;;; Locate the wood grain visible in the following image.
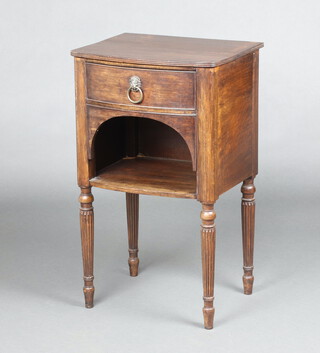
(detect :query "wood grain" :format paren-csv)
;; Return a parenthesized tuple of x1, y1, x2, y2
(196, 53, 259, 201)
(79, 187, 95, 308)
(75, 58, 92, 186)
(86, 63, 195, 110)
(196, 67, 217, 202)
(201, 203, 216, 329)
(241, 177, 256, 295)
(215, 53, 255, 195)
(252, 51, 259, 176)
(90, 156, 196, 199)
(126, 193, 139, 277)
(71, 33, 263, 68)
(138, 118, 192, 164)
(87, 106, 196, 169)
(72, 33, 263, 329)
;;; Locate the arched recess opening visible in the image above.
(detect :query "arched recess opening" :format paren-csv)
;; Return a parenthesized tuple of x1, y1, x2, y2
(90, 116, 196, 199)
(92, 116, 193, 174)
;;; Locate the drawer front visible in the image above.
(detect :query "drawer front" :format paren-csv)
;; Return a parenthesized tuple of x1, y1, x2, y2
(86, 63, 195, 111)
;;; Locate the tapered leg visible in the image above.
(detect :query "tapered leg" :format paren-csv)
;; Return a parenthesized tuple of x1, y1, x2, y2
(79, 187, 94, 308)
(200, 203, 216, 329)
(126, 193, 139, 277)
(241, 177, 256, 295)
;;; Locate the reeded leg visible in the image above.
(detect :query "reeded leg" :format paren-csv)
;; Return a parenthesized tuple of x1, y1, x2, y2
(241, 177, 256, 295)
(126, 193, 139, 277)
(79, 187, 94, 308)
(200, 203, 216, 329)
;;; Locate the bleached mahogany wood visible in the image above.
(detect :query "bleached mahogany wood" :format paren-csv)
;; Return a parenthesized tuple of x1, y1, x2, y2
(73, 33, 263, 329)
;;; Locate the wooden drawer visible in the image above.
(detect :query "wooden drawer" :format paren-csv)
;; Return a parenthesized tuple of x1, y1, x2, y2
(85, 63, 195, 111)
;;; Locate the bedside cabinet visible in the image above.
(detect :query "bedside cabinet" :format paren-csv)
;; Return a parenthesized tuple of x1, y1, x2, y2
(71, 33, 263, 329)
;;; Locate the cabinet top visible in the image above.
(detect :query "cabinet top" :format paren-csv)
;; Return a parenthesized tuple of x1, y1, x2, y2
(71, 33, 263, 68)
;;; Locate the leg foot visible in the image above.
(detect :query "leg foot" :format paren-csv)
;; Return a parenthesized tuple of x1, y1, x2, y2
(126, 193, 139, 277)
(203, 297, 215, 329)
(200, 203, 216, 329)
(241, 177, 256, 295)
(128, 250, 139, 277)
(83, 276, 95, 308)
(242, 267, 254, 295)
(79, 187, 95, 307)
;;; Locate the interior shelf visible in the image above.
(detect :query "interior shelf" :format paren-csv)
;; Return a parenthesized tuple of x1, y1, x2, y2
(90, 156, 197, 199)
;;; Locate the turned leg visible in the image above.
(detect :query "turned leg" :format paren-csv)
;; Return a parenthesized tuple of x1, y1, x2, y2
(200, 203, 216, 329)
(79, 187, 94, 308)
(126, 193, 139, 277)
(241, 177, 256, 295)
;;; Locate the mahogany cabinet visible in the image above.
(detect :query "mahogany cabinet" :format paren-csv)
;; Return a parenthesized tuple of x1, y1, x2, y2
(71, 33, 263, 329)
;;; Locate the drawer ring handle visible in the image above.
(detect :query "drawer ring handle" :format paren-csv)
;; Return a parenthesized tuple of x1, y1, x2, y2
(127, 76, 144, 104)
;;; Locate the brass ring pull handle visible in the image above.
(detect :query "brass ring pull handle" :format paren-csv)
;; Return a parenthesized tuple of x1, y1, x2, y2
(127, 76, 144, 104)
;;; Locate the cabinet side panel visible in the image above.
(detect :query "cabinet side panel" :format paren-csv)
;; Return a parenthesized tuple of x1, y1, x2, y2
(252, 51, 259, 176)
(196, 68, 218, 202)
(75, 58, 91, 186)
(215, 54, 254, 195)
